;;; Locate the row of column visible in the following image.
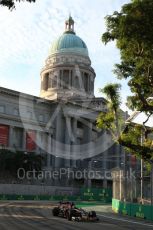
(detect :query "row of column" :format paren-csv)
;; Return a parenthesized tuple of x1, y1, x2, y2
(41, 70, 94, 93)
(54, 113, 94, 169)
(8, 126, 26, 149)
(8, 126, 52, 163)
(8, 119, 95, 170)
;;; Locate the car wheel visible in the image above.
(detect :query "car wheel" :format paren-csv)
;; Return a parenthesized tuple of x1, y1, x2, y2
(52, 207, 60, 216)
(67, 210, 72, 221)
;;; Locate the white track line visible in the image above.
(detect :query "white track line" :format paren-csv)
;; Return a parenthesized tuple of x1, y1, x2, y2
(98, 214, 153, 228)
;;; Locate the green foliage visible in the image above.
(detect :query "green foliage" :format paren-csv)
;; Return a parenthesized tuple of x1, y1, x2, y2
(0, 0, 36, 10)
(97, 83, 124, 141)
(102, 0, 153, 113)
(0, 149, 43, 176)
(119, 125, 153, 162)
(101, 0, 153, 163)
(97, 111, 115, 132)
(99, 83, 121, 113)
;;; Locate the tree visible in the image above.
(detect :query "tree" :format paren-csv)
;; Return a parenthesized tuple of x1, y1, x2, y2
(0, 0, 36, 10)
(97, 83, 123, 141)
(100, 0, 153, 163)
(0, 149, 43, 177)
(102, 0, 153, 114)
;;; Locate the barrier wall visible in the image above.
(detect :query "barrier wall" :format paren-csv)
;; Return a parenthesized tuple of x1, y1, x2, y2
(0, 188, 112, 203)
(81, 188, 112, 202)
(112, 199, 153, 221)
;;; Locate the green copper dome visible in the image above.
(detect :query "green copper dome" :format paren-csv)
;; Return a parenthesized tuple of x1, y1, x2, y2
(49, 33, 89, 56)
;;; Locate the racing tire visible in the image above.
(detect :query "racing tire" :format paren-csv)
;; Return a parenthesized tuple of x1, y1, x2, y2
(66, 210, 72, 221)
(52, 207, 60, 216)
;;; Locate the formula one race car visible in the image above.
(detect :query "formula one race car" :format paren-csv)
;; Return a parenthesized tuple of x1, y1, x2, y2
(52, 201, 99, 222)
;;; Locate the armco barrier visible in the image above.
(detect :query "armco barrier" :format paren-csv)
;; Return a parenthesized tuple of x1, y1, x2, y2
(130, 203, 152, 220)
(0, 193, 111, 203)
(0, 194, 80, 201)
(81, 188, 112, 202)
(112, 199, 153, 221)
(119, 202, 131, 216)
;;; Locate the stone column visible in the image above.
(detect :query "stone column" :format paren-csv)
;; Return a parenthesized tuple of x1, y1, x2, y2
(22, 129, 26, 151)
(41, 75, 44, 91)
(8, 126, 14, 148)
(49, 72, 52, 88)
(83, 120, 93, 187)
(70, 70, 73, 89)
(55, 109, 63, 168)
(47, 133, 51, 168)
(89, 75, 91, 93)
(71, 118, 77, 168)
(60, 70, 63, 89)
(56, 70, 60, 89)
(35, 130, 40, 154)
(64, 116, 71, 168)
(84, 120, 93, 157)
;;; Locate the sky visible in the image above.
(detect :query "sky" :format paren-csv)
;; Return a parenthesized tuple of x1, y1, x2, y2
(0, 0, 131, 112)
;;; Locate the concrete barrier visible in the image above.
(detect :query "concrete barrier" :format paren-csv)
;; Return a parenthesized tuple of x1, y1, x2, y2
(112, 199, 153, 221)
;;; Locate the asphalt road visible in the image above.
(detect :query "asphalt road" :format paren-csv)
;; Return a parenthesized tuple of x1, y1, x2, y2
(0, 201, 153, 230)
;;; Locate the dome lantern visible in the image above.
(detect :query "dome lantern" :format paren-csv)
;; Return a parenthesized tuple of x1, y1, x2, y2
(65, 15, 75, 34)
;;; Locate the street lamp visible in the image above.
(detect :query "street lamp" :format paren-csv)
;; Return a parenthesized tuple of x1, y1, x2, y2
(140, 128, 144, 204)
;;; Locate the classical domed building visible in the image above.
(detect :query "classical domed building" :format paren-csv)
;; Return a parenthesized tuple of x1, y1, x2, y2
(0, 16, 125, 189)
(40, 16, 95, 100)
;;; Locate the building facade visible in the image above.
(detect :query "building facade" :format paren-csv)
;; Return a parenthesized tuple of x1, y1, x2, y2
(0, 16, 125, 188)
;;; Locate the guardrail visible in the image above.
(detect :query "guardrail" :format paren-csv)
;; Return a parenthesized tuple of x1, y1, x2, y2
(112, 199, 153, 221)
(0, 188, 112, 203)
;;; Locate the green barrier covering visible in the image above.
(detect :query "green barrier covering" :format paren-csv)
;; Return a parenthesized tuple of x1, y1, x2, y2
(0, 189, 112, 203)
(112, 199, 120, 213)
(131, 203, 152, 220)
(0, 194, 91, 202)
(112, 199, 153, 222)
(81, 188, 112, 202)
(119, 202, 131, 216)
(0, 195, 8, 200)
(76, 201, 105, 208)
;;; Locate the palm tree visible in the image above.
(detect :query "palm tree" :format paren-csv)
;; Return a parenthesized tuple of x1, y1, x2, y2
(97, 83, 122, 140)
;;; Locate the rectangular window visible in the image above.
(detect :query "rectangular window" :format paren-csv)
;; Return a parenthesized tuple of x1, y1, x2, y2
(39, 114, 44, 122)
(0, 125, 9, 146)
(14, 108, 19, 116)
(0, 105, 5, 113)
(26, 130, 36, 151)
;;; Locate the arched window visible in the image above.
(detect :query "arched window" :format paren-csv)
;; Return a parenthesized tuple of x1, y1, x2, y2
(84, 73, 88, 92)
(90, 77, 94, 92)
(63, 70, 69, 89)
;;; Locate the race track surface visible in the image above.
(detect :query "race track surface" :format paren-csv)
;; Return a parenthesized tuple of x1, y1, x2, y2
(0, 201, 153, 230)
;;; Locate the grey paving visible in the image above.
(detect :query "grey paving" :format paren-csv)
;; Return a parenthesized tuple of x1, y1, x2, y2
(0, 202, 153, 230)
